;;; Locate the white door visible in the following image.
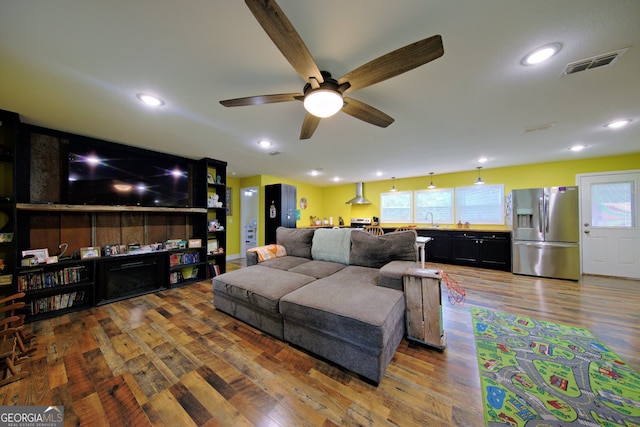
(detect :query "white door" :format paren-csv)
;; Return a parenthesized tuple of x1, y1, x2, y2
(578, 170, 640, 279)
(240, 187, 259, 255)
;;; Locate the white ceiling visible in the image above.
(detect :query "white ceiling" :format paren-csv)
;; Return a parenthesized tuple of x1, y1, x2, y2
(1, 0, 639, 186)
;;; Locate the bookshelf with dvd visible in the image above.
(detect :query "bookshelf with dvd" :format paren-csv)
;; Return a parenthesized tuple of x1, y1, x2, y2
(199, 158, 227, 278)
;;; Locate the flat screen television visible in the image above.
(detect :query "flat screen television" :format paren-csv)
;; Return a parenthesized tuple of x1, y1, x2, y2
(68, 140, 191, 207)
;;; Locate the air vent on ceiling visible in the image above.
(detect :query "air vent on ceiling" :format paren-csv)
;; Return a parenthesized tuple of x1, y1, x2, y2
(562, 47, 629, 75)
(523, 122, 556, 133)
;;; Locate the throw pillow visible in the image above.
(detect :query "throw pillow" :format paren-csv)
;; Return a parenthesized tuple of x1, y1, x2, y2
(350, 230, 417, 268)
(276, 227, 315, 258)
(311, 228, 352, 265)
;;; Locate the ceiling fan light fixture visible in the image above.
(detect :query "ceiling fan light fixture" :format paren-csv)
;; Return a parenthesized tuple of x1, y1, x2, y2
(303, 89, 343, 118)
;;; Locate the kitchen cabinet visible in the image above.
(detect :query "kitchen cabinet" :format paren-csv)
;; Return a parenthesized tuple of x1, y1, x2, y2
(265, 184, 297, 244)
(412, 228, 511, 271)
(418, 230, 453, 264)
(452, 231, 511, 271)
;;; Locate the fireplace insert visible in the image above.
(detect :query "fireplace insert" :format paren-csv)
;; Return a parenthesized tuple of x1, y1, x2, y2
(96, 253, 167, 304)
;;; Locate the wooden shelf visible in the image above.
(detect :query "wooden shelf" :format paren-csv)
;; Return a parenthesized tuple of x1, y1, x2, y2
(16, 203, 207, 214)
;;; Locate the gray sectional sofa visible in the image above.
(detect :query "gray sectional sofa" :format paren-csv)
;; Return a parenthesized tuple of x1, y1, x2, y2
(212, 226, 418, 384)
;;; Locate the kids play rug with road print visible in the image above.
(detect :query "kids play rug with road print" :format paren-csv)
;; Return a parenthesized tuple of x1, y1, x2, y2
(471, 307, 640, 426)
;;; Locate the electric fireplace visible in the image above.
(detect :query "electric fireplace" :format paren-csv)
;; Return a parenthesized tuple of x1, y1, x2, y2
(96, 253, 167, 304)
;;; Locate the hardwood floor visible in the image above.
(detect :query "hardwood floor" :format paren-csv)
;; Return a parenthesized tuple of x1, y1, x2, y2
(2, 262, 638, 426)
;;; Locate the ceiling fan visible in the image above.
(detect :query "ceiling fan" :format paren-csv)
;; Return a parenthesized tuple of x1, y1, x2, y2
(220, 0, 444, 139)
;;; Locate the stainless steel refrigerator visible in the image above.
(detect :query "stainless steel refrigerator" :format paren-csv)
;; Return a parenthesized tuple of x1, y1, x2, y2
(511, 186, 580, 280)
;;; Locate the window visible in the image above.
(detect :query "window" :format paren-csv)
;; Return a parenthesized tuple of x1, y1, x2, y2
(380, 191, 412, 223)
(455, 184, 505, 225)
(591, 181, 634, 228)
(414, 188, 454, 224)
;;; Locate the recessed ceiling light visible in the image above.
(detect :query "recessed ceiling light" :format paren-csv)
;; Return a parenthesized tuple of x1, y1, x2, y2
(605, 119, 632, 129)
(522, 43, 562, 65)
(257, 139, 272, 148)
(332, 177, 341, 182)
(376, 171, 383, 177)
(478, 157, 489, 163)
(136, 93, 164, 107)
(570, 144, 586, 152)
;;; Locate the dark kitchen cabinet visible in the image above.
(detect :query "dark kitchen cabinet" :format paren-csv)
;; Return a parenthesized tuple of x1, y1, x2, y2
(452, 231, 511, 271)
(414, 228, 511, 271)
(265, 184, 297, 244)
(417, 230, 452, 264)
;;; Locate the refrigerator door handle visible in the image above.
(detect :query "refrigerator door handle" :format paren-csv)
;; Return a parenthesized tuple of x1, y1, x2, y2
(538, 196, 544, 233)
(544, 194, 550, 233)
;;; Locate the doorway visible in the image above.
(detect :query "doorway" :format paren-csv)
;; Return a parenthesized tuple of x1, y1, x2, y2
(578, 170, 640, 279)
(240, 186, 259, 256)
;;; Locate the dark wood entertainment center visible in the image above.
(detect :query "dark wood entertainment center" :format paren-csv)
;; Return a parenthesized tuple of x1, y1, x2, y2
(0, 109, 227, 322)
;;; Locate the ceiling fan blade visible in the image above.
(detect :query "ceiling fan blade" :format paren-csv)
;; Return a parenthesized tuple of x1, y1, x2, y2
(342, 97, 394, 128)
(245, 0, 323, 83)
(220, 93, 302, 107)
(300, 113, 321, 139)
(338, 35, 444, 93)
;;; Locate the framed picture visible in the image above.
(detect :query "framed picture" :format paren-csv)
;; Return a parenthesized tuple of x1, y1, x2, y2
(22, 248, 49, 264)
(226, 187, 233, 216)
(207, 239, 218, 254)
(80, 246, 101, 259)
(207, 173, 215, 184)
(104, 243, 121, 256)
(188, 239, 202, 248)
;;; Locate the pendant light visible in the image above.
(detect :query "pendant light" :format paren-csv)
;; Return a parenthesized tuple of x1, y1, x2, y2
(474, 167, 485, 185)
(427, 172, 436, 189)
(390, 177, 398, 192)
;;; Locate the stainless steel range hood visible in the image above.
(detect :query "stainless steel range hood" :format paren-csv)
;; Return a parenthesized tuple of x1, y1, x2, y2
(345, 182, 371, 205)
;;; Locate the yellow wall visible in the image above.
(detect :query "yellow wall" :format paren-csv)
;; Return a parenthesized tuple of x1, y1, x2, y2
(223, 153, 639, 257)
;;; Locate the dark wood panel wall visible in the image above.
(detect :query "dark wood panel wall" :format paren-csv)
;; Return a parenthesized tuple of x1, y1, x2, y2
(26, 209, 196, 256)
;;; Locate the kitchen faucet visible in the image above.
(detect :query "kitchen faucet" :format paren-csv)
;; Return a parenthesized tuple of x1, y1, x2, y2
(425, 212, 434, 227)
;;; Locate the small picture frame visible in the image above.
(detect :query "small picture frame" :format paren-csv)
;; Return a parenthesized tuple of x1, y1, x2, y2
(207, 239, 218, 254)
(207, 173, 215, 184)
(104, 243, 121, 256)
(188, 239, 202, 248)
(46, 256, 59, 264)
(80, 246, 101, 259)
(22, 248, 50, 264)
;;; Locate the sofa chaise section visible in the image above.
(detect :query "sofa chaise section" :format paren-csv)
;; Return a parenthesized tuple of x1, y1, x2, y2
(279, 266, 405, 384)
(212, 265, 316, 339)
